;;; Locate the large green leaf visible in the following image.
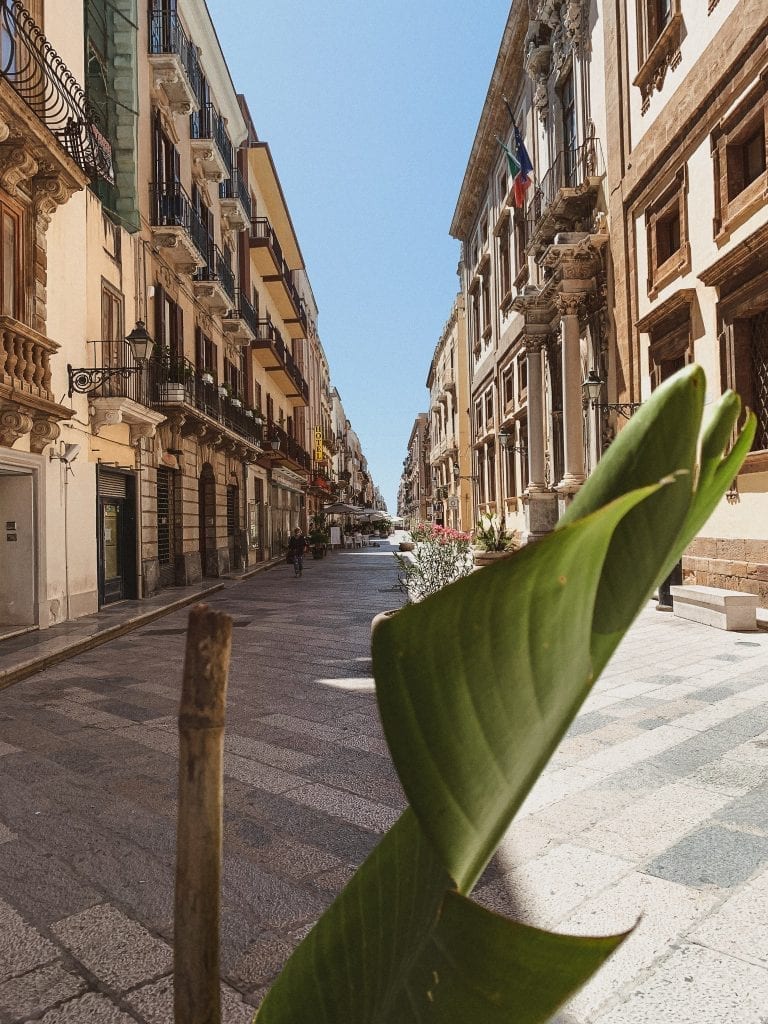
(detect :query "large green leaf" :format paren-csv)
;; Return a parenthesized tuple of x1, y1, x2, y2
(559, 368, 755, 671)
(255, 811, 628, 1024)
(372, 484, 661, 893)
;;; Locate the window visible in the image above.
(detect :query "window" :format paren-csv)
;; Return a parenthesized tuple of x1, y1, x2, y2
(633, 0, 682, 113)
(484, 389, 494, 427)
(101, 285, 122, 342)
(656, 208, 681, 265)
(0, 198, 21, 320)
(474, 399, 483, 436)
(645, 168, 689, 297)
(712, 82, 768, 236)
(518, 357, 528, 400)
(501, 363, 515, 410)
(636, 289, 693, 392)
(194, 326, 216, 379)
(498, 226, 511, 306)
(727, 124, 766, 202)
(481, 267, 491, 339)
(561, 69, 577, 178)
(154, 285, 183, 365)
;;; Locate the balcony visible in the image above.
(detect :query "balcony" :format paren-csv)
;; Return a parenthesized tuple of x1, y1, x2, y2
(249, 217, 308, 338)
(190, 103, 231, 183)
(149, 182, 207, 273)
(525, 137, 605, 258)
(78, 342, 263, 455)
(252, 319, 309, 405)
(0, 316, 70, 450)
(0, 0, 112, 186)
(148, 9, 200, 116)
(192, 244, 235, 312)
(219, 169, 251, 231)
(264, 421, 311, 473)
(222, 288, 257, 345)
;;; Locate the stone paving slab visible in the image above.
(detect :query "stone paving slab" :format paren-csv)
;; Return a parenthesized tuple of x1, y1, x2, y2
(0, 541, 767, 1021)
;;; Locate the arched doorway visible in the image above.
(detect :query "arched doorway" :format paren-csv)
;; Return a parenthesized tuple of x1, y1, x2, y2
(198, 463, 216, 577)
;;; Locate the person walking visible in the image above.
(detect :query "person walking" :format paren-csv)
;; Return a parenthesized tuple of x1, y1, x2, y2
(288, 526, 308, 577)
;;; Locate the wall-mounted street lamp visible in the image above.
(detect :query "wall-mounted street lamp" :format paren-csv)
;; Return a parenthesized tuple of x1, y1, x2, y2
(67, 322, 155, 397)
(498, 427, 528, 457)
(582, 369, 641, 419)
(452, 464, 478, 482)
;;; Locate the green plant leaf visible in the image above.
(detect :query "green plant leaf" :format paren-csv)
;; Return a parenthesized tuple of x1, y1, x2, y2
(558, 369, 754, 671)
(373, 483, 661, 893)
(254, 811, 629, 1024)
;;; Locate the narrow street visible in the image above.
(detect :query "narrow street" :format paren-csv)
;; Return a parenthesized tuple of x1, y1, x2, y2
(0, 543, 406, 1023)
(1, 543, 768, 1022)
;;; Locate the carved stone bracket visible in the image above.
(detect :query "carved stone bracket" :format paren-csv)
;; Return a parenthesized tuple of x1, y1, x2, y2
(563, 0, 589, 54)
(29, 415, 60, 454)
(31, 174, 77, 227)
(0, 142, 39, 195)
(525, 44, 552, 123)
(0, 404, 33, 447)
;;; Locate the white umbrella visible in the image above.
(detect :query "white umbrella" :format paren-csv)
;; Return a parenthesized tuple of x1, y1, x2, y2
(321, 501, 363, 515)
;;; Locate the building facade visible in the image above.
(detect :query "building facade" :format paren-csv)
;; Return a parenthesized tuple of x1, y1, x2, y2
(450, 0, 610, 542)
(604, 0, 768, 599)
(442, 0, 766, 595)
(426, 294, 472, 532)
(1, 0, 379, 631)
(397, 412, 430, 528)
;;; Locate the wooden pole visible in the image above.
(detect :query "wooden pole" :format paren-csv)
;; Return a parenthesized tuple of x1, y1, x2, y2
(174, 604, 233, 1024)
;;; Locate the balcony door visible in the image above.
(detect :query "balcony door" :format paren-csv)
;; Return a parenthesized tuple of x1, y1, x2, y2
(560, 69, 578, 187)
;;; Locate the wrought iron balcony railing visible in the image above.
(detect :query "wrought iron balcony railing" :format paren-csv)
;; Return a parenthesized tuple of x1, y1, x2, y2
(253, 317, 308, 402)
(194, 243, 235, 302)
(525, 136, 605, 245)
(81, 341, 264, 448)
(148, 9, 200, 100)
(190, 102, 232, 175)
(0, 0, 113, 181)
(150, 181, 208, 261)
(227, 288, 258, 336)
(268, 421, 311, 470)
(220, 168, 251, 218)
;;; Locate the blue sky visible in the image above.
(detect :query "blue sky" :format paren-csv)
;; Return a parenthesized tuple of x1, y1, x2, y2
(207, 0, 509, 510)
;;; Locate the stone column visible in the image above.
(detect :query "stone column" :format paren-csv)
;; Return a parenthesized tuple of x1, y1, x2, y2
(525, 338, 546, 492)
(556, 292, 588, 499)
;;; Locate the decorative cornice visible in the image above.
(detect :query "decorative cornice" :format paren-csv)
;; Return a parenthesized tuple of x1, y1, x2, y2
(449, 6, 531, 240)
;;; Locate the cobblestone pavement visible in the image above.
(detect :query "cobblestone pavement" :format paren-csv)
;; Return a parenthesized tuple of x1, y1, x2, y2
(0, 540, 767, 1022)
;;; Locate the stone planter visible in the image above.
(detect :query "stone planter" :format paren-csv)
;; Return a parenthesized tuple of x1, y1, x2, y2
(473, 549, 515, 567)
(371, 608, 401, 635)
(162, 382, 187, 403)
(399, 541, 415, 552)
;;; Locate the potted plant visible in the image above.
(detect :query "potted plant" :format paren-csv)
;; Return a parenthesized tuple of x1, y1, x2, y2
(201, 371, 214, 386)
(230, 395, 242, 408)
(308, 513, 330, 559)
(472, 513, 521, 566)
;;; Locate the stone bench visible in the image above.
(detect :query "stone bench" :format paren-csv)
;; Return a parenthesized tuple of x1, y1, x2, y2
(669, 585, 759, 631)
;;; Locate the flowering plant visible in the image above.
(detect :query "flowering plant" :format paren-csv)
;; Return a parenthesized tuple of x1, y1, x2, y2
(396, 525, 472, 602)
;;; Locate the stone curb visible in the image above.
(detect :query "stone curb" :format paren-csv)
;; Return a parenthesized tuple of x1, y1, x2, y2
(0, 583, 225, 692)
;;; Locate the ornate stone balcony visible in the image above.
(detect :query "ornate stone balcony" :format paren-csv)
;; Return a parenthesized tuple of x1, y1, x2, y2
(148, 9, 200, 116)
(0, 316, 70, 450)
